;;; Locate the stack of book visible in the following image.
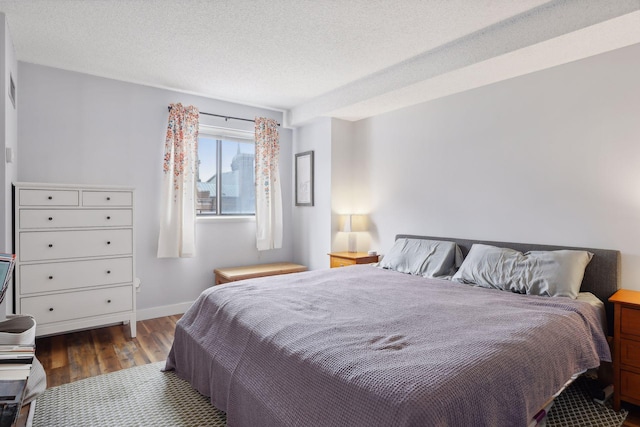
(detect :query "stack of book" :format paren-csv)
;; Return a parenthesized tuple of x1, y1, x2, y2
(0, 344, 34, 380)
(0, 344, 34, 427)
(0, 253, 30, 427)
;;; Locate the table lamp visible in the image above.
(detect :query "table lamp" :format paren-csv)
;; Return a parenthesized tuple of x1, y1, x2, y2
(341, 214, 367, 252)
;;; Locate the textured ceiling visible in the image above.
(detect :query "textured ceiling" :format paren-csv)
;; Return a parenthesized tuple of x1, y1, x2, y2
(0, 0, 638, 127)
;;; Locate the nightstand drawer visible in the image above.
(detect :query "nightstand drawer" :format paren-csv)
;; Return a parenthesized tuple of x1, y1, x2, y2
(331, 257, 356, 268)
(621, 339, 640, 368)
(621, 369, 640, 401)
(622, 307, 640, 337)
(328, 252, 379, 268)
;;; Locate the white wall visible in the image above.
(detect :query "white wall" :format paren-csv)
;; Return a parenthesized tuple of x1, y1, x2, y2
(0, 13, 17, 316)
(292, 118, 332, 270)
(351, 43, 640, 289)
(17, 62, 294, 317)
(330, 118, 372, 252)
(291, 117, 369, 269)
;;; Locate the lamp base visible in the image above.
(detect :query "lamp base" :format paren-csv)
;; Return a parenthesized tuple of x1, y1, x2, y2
(347, 233, 357, 253)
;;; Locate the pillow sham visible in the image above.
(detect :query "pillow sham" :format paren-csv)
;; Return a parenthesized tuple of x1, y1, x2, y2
(379, 238, 463, 278)
(451, 243, 593, 299)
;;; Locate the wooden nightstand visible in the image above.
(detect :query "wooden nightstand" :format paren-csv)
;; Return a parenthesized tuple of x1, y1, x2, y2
(610, 289, 640, 411)
(328, 252, 379, 268)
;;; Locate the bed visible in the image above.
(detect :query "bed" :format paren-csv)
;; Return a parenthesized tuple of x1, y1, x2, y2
(165, 235, 619, 426)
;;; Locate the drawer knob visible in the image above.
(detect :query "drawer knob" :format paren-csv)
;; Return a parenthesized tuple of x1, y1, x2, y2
(48, 196, 53, 200)
(107, 299, 112, 303)
(49, 307, 54, 312)
(107, 270, 111, 274)
(48, 244, 53, 248)
(48, 217, 53, 221)
(106, 216, 111, 220)
(107, 241, 111, 245)
(48, 275, 53, 280)
(107, 197, 111, 201)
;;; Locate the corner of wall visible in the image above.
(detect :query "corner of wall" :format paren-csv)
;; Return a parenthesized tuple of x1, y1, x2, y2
(291, 118, 333, 270)
(0, 13, 18, 315)
(290, 117, 373, 268)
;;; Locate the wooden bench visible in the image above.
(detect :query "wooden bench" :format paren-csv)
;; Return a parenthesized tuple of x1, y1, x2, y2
(214, 262, 307, 285)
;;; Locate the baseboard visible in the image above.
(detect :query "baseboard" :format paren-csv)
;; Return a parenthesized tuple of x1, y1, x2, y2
(137, 301, 194, 321)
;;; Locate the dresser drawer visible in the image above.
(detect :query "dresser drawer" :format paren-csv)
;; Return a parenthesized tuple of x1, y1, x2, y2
(20, 209, 133, 229)
(20, 229, 133, 261)
(621, 339, 640, 368)
(83, 191, 132, 207)
(19, 257, 133, 294)
(331, 257, 356, 268)
(622, 307, 640, 337)
(20, 285, 133, 325)
(19, 189, 79, 206)
(621, 369, 640, 401)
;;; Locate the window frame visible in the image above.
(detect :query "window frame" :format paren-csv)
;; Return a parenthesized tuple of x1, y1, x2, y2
(197, 125, 256, 219)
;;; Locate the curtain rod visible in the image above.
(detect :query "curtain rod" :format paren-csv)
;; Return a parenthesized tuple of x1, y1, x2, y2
(167, 106, 280, 126)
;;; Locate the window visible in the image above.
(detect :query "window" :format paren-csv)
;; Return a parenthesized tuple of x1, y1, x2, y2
(197, 128, 255, 216)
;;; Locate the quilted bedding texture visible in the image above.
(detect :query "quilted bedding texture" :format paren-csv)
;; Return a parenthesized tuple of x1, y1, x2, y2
(166, 265, 610, 427)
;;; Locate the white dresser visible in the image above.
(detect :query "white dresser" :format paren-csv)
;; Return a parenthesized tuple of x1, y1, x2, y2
(13, 183, 136, 337)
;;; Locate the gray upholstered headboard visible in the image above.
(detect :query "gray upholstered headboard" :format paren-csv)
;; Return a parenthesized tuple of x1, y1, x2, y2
(396, 234, 621, 335)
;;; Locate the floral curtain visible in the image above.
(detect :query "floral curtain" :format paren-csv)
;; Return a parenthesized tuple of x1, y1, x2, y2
(157, 103, 199, 258)
(255, 117, 283, 250)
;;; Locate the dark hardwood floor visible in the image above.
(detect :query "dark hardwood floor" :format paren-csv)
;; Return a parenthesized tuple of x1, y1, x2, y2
(624, 403, 640, 426)
(35, 314, 181, 388)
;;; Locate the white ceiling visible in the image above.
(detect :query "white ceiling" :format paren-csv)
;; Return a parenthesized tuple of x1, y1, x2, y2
(0, 0, 638, 127)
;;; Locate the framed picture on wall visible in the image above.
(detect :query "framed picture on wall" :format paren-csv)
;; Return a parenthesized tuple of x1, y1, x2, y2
(295, 151, 314, 206)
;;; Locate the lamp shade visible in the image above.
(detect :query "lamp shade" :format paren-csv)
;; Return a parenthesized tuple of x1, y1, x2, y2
(341, 215, 352, 232)
(340, 214, 367, 233)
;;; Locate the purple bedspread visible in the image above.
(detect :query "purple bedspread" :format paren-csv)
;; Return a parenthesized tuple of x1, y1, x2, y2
(165, 265, 610, 427)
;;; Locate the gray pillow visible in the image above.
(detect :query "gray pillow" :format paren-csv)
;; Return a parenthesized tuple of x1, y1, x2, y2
(451, 244, 593, 299)
(379, 238, 463, 278)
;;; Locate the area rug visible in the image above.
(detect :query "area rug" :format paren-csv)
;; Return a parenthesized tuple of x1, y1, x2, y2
(33, 362, 226, 427)
(547, 376, 627, 427)
(33, 362, 627, 427)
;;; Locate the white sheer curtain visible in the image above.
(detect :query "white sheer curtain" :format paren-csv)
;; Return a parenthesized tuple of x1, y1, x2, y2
(157, 103, 199, 258)
(255, 117, 283, 250)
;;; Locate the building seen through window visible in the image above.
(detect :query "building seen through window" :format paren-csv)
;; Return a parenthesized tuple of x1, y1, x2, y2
(197, 135, 255, 216)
